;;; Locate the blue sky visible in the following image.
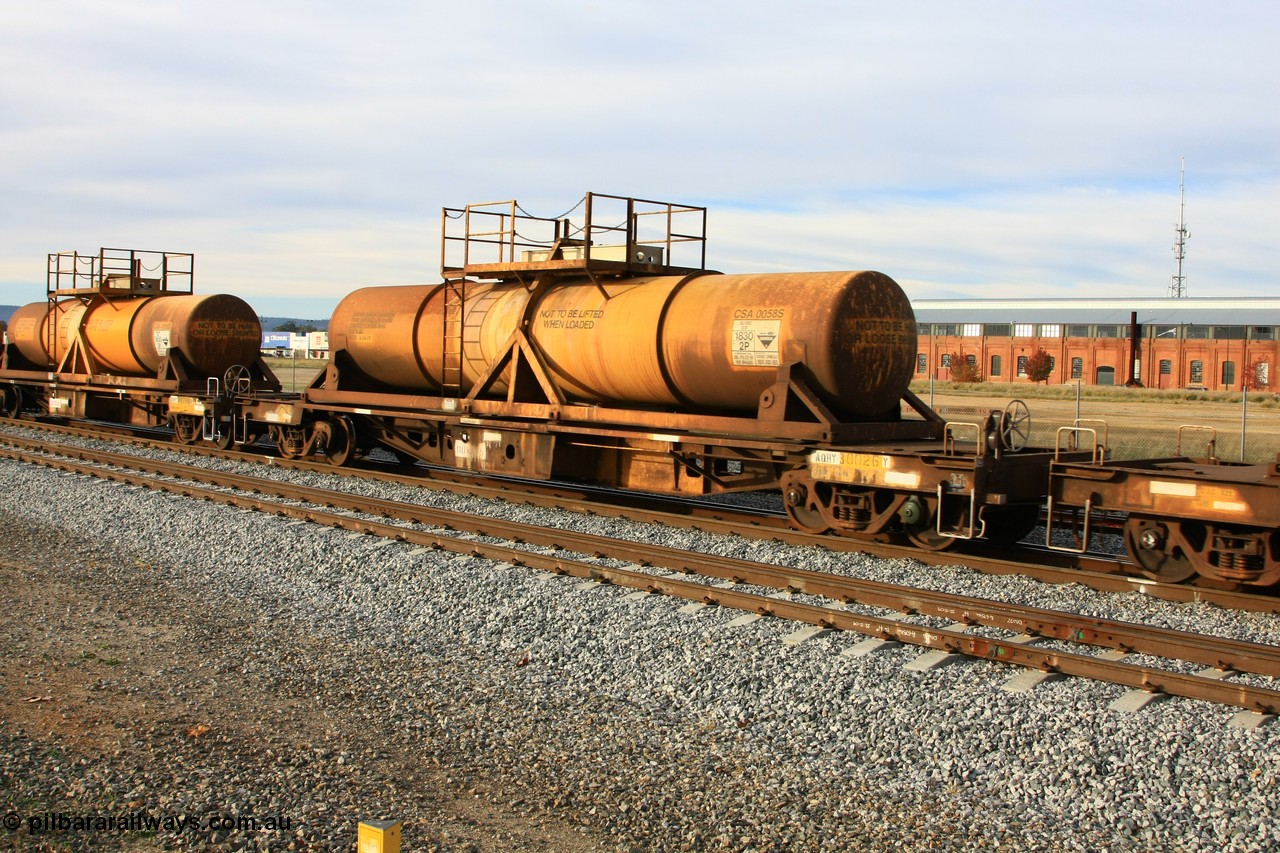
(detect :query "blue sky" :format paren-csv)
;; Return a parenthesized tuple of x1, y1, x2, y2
(2, 1, 1277, 318)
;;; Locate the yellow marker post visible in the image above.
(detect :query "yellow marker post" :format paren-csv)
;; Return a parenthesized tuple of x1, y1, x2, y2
(358, 819, 402, 853)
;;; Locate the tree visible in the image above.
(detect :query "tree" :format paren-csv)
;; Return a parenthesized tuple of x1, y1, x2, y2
(275, 320, 319, 334)
(949, 352, 982, 384)
(1024, 348, 1054, 384)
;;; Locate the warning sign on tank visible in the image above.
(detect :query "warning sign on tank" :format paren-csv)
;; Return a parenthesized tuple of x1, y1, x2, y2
(153, 329, 171, 357)
(731, 319, 781, 367)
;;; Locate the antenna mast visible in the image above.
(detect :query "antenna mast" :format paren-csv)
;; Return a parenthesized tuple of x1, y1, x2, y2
(1168, 157, 1189, 298)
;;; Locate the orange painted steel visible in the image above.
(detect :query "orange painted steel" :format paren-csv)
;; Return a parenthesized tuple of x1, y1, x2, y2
(7, 294, 261, 378)
(327, 270, 916, 419)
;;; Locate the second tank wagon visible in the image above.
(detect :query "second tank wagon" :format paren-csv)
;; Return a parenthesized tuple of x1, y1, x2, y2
(0, 248, 278, 436)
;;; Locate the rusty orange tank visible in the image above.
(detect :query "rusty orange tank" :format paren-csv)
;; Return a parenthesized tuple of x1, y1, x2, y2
(327, 270, 915, 419)
(7, 293, 262, 378)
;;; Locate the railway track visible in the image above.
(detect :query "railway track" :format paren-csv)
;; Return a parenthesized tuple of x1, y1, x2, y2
(4, 431, 1280, 716)
(4, 416, 1278, 614)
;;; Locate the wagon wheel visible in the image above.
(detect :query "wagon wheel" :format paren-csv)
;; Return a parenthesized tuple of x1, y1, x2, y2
(0, 385, 20, 418)
(781, 474, 830, 534)
(1124, 516, 1196, 583)
(223, 364, 252, 396)
(901, 495, 961, 551)
(319, 416, 356, 467)
(905, 522, 960, 551)
(999, 399, 1032, 451)
(786, 500, 830, 535)
(171, 414, 201, 445)
(211, 423, 236, 450)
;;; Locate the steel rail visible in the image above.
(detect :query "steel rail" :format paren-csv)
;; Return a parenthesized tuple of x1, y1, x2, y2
(3, 419, 1279, 615)
(4, 440, 1280, 712)
(12, 437, 1280, 676)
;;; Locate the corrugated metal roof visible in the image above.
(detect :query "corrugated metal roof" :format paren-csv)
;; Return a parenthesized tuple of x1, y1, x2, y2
(909, 296, 1280, 326)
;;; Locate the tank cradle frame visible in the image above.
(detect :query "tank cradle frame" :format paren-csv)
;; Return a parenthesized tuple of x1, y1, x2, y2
(257, 349, 946, 494)
(259, 324, 1077, 554)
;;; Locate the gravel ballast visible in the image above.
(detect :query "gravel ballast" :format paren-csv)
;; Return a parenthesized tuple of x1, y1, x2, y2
(2, 440, 1280, 851)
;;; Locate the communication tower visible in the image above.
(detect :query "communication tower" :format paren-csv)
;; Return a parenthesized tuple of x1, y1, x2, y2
(1168, 158, 1189, 298)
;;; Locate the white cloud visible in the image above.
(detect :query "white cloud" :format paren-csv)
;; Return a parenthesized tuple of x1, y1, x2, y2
(2, 1, 1277, 315)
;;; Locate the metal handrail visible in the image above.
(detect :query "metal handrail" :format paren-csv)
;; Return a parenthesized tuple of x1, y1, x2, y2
(441, 192, 707, 276)
(1056, 425, 1103, 463)
(1176, 424, 1217, 460)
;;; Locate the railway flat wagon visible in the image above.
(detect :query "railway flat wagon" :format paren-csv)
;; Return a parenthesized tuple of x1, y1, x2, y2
(1048, 426, 1280, 586)
(245, 193, 1085, 548)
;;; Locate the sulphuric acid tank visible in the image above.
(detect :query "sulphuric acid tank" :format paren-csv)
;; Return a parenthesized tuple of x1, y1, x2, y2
(7, 293, 262, 378)
(328, 270, 916, 419)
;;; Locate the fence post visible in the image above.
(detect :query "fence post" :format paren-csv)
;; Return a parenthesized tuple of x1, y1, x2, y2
(1241, 386, 1247, 462)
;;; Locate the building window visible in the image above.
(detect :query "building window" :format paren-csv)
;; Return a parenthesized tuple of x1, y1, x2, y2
(1153, 325, 1179, 340)
(984, 323, 1011, 337)
(1071, 357, 1083, 379)
(1159, 359, 1172, 375)
(1186, 326, 1210, 339)
(990, 355, 1002, 377)
(1253, 327, 1274, 341)
(935, 324, 958, 337)
(1037, 324, 1061, 338)
(1014, 323, 1033, 337)
(1096, 366, 1116, 385)
(1095, 325, 1126, 339)
(962, 324, 981, 337)
(966, 354, 977, 367)
(1256, 361, 1270, 388)
(1017, 355, 1028, 377)
(941, 354, 952, 368)
(1214, 326, 1247, 340)
(1222, 361, 1236, 386)
(1068, 325, 1090, 338)
(1048, 356, 1056, 373)
(916, 353, 927, 374)
(1189, 360, 1204, 384)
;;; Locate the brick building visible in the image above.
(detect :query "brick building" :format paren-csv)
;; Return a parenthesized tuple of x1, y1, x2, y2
(911, 297, 1280, 391)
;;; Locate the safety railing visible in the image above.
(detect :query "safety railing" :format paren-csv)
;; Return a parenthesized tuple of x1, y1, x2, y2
(47, 248, 194, 297)
(441, 192, 707, 277)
